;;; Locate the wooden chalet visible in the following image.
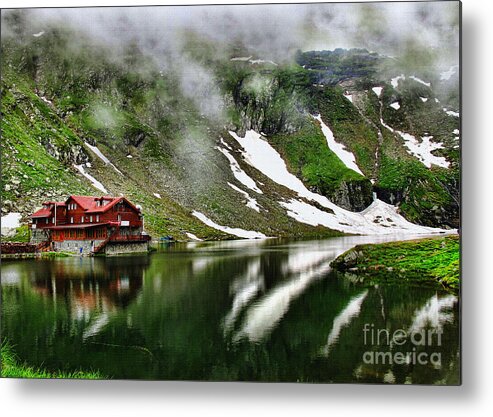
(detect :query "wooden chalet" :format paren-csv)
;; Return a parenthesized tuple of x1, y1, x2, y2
(30, 195, 151, 255)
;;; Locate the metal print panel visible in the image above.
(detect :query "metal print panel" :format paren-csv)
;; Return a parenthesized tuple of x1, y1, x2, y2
(0, 1, 460, 384)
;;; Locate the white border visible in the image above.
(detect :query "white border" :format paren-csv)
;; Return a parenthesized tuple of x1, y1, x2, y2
(2, 1, 492, 416)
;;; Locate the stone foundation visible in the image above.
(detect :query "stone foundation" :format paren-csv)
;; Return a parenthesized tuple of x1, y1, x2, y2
(104, 241, 149, 256)
(53, 239, 104, 255)
(31, 229, 51, 244)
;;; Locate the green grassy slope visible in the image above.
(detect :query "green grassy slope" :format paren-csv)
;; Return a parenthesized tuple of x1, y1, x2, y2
(331, 235, 460, 290)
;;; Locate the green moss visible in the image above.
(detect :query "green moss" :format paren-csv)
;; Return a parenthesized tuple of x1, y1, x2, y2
(313, 86, 379, 176)
(269, 119, 367, 198)
(332, 235, 460, 290)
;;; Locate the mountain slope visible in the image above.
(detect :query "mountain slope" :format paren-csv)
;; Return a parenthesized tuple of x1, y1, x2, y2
(1, 15, 459, 240)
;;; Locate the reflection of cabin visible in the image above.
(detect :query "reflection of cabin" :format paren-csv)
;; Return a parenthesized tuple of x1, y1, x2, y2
(30, 195, 151, 255)
(31, 256, 148, 311)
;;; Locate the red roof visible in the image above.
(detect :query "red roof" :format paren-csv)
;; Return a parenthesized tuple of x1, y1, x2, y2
(68, 195, 115, 211)
(31, 195, 141, 219)
(31, 207, 52, 218)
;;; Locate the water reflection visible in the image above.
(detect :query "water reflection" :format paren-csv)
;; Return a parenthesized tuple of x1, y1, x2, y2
(1, 236, 459, 383)
(408, 294, 458, 334)
(320, 290, 369, 356)
(30, 257, 147, 316)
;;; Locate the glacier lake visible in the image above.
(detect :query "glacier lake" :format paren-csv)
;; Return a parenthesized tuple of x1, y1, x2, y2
(1, 236, 459, 384)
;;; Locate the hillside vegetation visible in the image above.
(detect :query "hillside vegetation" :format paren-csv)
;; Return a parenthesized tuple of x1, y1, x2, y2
(1, 11, 459, 239)
(331, 235, 460, 290)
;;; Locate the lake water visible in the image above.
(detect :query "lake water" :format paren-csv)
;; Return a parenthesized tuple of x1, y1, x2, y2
(1, 235, 460, 384)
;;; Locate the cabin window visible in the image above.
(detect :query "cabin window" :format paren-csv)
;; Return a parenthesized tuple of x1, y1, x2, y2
(52, 217, 55, 224)
(81, 216, 84, 223)
(70, 217, 74, 224)
(46, 218, 49, 224)
(96, 215, 100, 222)
(117, 214, 121, 222)
(89, 215, 93, 222)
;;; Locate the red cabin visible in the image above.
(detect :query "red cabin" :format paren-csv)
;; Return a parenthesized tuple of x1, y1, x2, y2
(30, 195, 150, 255)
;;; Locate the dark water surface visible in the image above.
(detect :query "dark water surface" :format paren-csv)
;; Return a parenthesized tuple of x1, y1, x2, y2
(1, 235, 459, 384)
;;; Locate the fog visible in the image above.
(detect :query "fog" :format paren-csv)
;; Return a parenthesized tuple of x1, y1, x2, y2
(1, 2, 460, 120)
(2, 2, 460, 66)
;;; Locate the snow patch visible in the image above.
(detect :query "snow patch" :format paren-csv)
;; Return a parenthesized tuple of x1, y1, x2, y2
(228, 182, 261, 212)
(409, 75, 431, 87)
(40, 96, 52, 105)
(74, 164, 108, 193)
(186, 232, 202, 241)
(216, 146, 263, 194)
(126, 154, 133, 158)
(219, 137, 233, 151)
(230, 56, 252, 61)
(391, 74, 405, 89)
(84, 142, 123, 175)
(230, 56, 277, 66)
(343, 93, 353, 103)
(153, 193, 161, 199)
(391, 74, 430, 89)
(313, 115, 364, 176)
(32, 31, 45, 38)
(249, 59, 278, 66)
(396, 132, 449, 169)
(443, 108, 460, 118)
(230, 130, 445, 235)
(1, 213, 21, 229)
(390, 102, 400, 110)
(380, 118, 394, 132)
(453, 129, 460, 135)
(280, 199, 341, 229)
(192, 211, 266, 239)
(440, 65, 458, 81)
(361, 199, 442, 231)
(420, 97, 429, 103)
(372, 87, 383, 97)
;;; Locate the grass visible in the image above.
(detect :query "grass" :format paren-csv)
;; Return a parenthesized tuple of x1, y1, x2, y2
(1, 225, 30, 243)
(270, 119, 368, 197)
(313, 86, 379, 176)
(331, 235, 460, 290)
(1, 340, 105, 379)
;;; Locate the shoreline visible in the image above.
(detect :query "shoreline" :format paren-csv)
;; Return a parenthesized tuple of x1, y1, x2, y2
(330, 235, 460, 291)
